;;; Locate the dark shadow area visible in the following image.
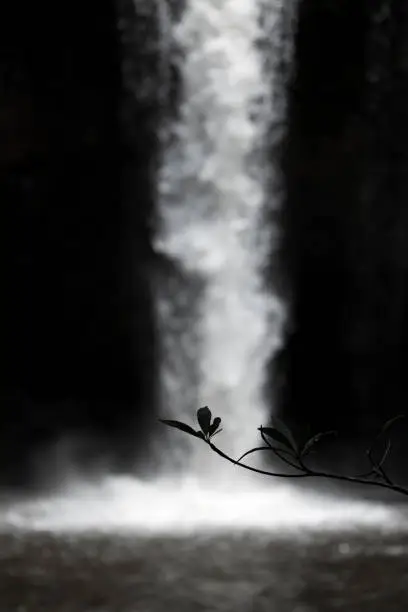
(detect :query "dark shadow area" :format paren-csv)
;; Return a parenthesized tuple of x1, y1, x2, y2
(273, 0, 408, 481)
(0, 0, 158, 487)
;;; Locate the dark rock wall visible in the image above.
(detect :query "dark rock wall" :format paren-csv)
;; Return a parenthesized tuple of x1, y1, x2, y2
(1, 0, 157, 484)
(277, 0, 408, 469)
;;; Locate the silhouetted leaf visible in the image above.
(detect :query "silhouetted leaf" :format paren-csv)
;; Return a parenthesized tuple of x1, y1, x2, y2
(377, 438, 391, 468)
(272, 417, 298, 452)
(367, 415, 405, 460)
(301, 431, 336, 457)
(258, 426, 294, 451)
(209, 416, 222, 437)
(378, 415, 405, 438)
(159, 419, 204, 439)
(197, 406, 212, 436)
(194, 430, 206, 441)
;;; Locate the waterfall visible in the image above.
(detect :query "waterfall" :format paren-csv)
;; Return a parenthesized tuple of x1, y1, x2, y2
(155, 0, 286, 475)
(0, 0, 402, 536)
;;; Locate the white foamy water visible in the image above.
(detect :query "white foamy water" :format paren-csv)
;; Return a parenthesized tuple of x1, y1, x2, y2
(155, 0, 286, 469)
(0, 475, 406, 535)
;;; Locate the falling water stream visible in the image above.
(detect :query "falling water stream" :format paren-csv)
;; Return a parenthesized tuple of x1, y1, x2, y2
(154, 0, 285, 474)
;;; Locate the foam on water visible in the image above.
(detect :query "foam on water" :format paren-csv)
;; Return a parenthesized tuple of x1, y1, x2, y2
(0, 475, 405, 535)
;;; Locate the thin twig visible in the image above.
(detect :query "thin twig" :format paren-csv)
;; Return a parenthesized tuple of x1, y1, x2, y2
(208, 441, 408, 496)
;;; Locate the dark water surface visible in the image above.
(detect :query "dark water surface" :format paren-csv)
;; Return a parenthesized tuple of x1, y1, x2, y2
(0, 528, 407, 611)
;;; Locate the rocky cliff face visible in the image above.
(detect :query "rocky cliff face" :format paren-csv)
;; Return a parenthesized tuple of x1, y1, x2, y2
(1, 0, 159, 484)
(277, 0, 408, 473)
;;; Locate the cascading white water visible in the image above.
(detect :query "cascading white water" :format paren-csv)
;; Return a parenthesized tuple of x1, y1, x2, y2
(155, 0, 286, 472)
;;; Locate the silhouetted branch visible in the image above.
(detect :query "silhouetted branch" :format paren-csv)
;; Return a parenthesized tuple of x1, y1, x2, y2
(159, 407, 408, 497)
